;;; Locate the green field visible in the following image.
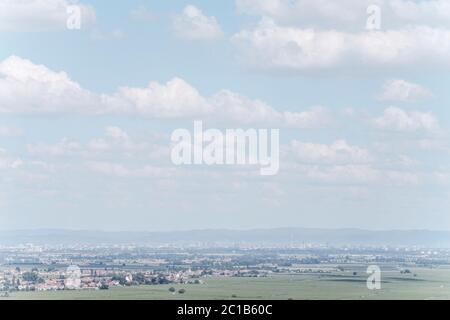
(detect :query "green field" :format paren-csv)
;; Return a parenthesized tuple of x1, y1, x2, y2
(3, 268, 450, 300)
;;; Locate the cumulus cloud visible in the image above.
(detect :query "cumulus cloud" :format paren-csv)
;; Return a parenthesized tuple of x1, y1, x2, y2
(108, 78, 211, 118)
(289, 140, 371, 164)
(27, 127, 169, 162)
(283, 106, 331, 128)
(210, 90, 280, 125)
(88, 127, 169, 160)
(105, 126, 129, 141)
(209, 91, 330, 127)
(281, 139, 423, 187)
(0, 56, 329, 127)
(377, 79, 433, 102)
(0, 148, 23, 169)
(27, 138, 82, 157)
(236, 0, 450, 29)
(0, 56, 100, 114)
(232, 19, 450, 72)
(0, 0, 96, 32)
(86, 161, 178, 178)
(173, 5, 223, 40)
(0, 126, 22, 137)
(289, 162, 422, 186)
(302, 164, 379, 184)
(373, 107, 439, 132)
(236, 0, 371, 29)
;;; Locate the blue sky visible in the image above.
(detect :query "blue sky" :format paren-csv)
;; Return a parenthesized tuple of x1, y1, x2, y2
(0, 0, 450, 231)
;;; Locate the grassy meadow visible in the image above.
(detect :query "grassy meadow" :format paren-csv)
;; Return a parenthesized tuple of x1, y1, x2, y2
(3, 267, 450, 300)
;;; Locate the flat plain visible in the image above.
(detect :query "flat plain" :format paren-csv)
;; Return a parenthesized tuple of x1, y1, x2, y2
(3, 267, 450, 300)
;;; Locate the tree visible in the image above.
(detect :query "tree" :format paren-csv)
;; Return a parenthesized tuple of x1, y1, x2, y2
(22, 272, 39, 283)
(111, 275, 127, 285)
(169, 287, 176, 293)
(134, 273, 146, 285)
(99, 284, 109, 290)
(401, 269, 411, 274)
(178, 289, 186, 294)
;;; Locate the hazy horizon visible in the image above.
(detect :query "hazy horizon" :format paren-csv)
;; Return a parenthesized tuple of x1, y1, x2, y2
(3, 226, 450, 232)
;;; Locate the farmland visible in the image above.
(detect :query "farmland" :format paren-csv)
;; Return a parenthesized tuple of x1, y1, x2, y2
(4, 268, 450, 300)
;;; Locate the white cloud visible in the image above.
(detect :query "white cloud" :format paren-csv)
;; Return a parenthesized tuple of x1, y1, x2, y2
(289, 140, 371, 164)
(289, 162, 422, 186)
(109, 77, 212, 118)
(382, 0, 450, 28)
(0, 56, 212, 117)
(87, 127, 169, 160)
(232, 19, 450, 72)
(0, 149, 23, 169)
(0, 56, 329, 127)
(232, 19, 347, 70)
(283, 106, 331, 128)
(173, 5, 223, 40)
(28, 127, 169, 162)
(105, 126, 129, 141)
(236, 0, 371, 29)
(384, 170, 420, 186)
(414, 139, 449, 152)
(373, 107, 439, 132)
(377, 79, 433, 102)
(0, 0, 96, 32)
(302, 164, 379, 184)
(0, 56, 99, 114)
(236, 0, 450, 29)
(282, 138, 423, 187)
(434, 172, 450, 185)
(87, 161, 176, 179)
(210, 90, 280, 125)
(27, 138, 82, 157)
(210, 91, 330, 127)
(0, 126, 22, 137)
